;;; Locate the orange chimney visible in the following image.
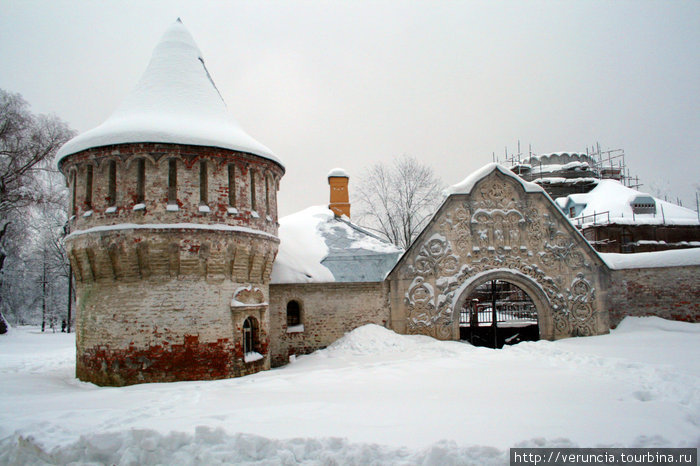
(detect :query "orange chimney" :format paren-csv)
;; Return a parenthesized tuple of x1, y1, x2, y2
(328, 168, 350, 218)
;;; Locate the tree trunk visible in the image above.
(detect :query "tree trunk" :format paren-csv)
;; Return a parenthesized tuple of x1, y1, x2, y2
(41, 256, 46, 332)
(0, 309, 8, 334)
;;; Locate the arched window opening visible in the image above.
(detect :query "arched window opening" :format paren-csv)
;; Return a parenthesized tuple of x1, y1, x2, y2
(71, 171, 77, 216)
(136, 158, 146, 205)
(199, 160, 208, 206)
(242, 317, 262, 362)
(459, 279, 539, 348)
(107, 160, 117, 208)
(249, 168, 257, 212)
(265, 174, 271, 215)
(168, 159, 177, 205)
(286, 300, 302, 332)
(228, 164, 236, 207)
(85, 165, 93, 210)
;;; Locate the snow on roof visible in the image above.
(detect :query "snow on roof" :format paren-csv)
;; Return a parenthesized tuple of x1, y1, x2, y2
(57, 19, 281, 167)
(601, 247, 700, 269)
(444, 163, 545, 196)
(271, 206, 335, 284)
(270, 206, 402, 284)
(567, 179, 699, 226)
(327, 168, 349, 178)
(528, 152, 590, 161)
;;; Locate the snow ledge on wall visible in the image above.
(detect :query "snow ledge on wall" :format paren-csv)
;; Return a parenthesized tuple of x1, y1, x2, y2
(600, 248, 700, 269)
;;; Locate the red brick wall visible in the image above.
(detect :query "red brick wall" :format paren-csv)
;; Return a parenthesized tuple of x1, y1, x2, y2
(60, 142, 284, 236)
(607, 265, 699, 327)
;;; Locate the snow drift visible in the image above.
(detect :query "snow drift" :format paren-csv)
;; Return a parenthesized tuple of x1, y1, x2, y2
(1, 318, 698, 464)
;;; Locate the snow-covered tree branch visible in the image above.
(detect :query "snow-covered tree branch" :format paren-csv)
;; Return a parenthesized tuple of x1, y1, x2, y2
(0, 89, 74, 332)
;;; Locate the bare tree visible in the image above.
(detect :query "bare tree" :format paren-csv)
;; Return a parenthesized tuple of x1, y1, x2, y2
(0, 89, 74, 333)
(355, 155, 444, 250)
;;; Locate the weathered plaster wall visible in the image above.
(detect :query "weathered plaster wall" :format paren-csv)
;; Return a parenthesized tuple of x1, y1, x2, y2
(607, 265, 700, 327)
(268, 282, 390, 367)
(387, 167, 611, 341)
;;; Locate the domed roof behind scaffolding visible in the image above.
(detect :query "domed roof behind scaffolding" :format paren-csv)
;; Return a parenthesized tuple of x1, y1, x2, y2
(57, 19, 281, 167)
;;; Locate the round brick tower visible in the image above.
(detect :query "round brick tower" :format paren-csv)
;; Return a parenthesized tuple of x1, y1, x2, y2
(57, 20, 284, 386)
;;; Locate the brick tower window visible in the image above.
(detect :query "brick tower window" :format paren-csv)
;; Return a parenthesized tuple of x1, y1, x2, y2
(228, 164, 236, 206)
(249, 168, 256, 211)
(85, 165, 93, 210)
(71, 170, 77, 216)
(136, 158, 146, 204)
(265, 174, 272, 216)
(168, 159, 177, 204)
(107, 160, 117, 207)
(199, 160, 208, 205)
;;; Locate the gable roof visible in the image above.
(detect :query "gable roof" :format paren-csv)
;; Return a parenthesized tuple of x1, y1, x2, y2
(388, 163, 607, 278)
(57, 19, 281, 167)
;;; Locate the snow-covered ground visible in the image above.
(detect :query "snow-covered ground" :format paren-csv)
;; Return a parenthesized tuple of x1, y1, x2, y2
(1, 318, 698, 464)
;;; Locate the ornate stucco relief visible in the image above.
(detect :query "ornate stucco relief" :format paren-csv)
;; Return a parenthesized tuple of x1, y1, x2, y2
(401, 173, 600, 339)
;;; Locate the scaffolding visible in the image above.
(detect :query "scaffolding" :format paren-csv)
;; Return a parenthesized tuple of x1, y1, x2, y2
(585, 142, 641, 189)
(500, 140, 642, 189)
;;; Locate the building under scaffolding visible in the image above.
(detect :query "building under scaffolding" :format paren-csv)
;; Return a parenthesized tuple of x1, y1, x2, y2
(502, 143, 700, 253)
(506, 143, 640, 199)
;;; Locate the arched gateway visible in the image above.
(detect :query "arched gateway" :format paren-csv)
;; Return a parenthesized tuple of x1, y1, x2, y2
(387, 164, 610, 342)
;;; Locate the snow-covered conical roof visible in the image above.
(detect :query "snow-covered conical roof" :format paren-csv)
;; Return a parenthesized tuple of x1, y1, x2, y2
(57, 19, 281, 166)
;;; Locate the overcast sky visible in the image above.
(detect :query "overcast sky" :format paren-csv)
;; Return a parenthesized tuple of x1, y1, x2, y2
(1, 0, 698, 216)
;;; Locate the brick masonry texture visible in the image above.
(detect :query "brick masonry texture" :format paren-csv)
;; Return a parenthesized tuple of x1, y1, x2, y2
(268, 282, 391, 367)
(74, 278, 270, 385)
(607, 265, 700, 327)
(60, 142, 283, 236)
(61, 143, 282, 386)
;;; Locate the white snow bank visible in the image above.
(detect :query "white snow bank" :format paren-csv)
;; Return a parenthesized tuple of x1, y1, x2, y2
(601, 247, 700, 269)
(1, 319, 698, 460)
(445, 163, 544, 196)
(0, 428, 553, 466)
(324, 324, 427, 355)
(56, 19, 280, 166)
(270, 206, 335, 283)
(614, 315, 700, 335)
(569, 179, 699, 226)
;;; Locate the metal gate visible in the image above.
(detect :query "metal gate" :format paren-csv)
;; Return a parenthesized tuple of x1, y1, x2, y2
(458, 280, 539, 348)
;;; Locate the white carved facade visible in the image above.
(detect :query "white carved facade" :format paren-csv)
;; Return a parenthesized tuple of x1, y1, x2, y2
(387, 165, 610, 341)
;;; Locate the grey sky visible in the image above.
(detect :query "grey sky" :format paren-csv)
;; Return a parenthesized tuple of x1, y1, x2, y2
(1, 0, 698, 217)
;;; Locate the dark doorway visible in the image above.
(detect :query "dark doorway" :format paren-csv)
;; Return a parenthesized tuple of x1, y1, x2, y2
(459, 280, 539, 348)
